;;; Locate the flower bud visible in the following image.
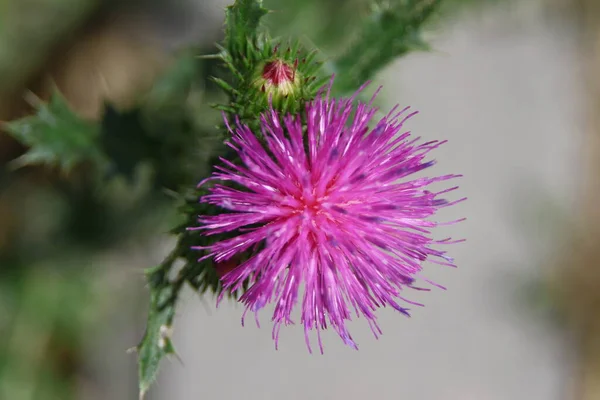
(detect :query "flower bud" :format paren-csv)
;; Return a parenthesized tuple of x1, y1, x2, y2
(254, 59, 300, 99)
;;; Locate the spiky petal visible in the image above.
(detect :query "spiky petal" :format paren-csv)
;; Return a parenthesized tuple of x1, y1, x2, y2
(191, 81, 465, 352)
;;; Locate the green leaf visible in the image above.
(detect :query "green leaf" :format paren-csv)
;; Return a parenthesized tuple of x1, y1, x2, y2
(146, 52, 200, 107)
(100, 102, 200, 189)
(100, 50, 220, 189)
(224, 0, 269, 67)
(100, 105, 153, 182)
(218, 0, 271, 97)
(4, 91, 104, 171)
(332, 0, 442, 94)
(135, 183, 251, 397)
(136, 264, 179, 400)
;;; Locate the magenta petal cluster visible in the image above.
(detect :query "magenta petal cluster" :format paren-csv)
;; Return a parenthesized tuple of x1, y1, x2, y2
(192, 82, 464, 352)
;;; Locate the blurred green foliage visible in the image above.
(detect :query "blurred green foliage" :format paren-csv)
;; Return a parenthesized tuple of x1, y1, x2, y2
(5, 91, 105, 171)
(332, 0, 442, 94)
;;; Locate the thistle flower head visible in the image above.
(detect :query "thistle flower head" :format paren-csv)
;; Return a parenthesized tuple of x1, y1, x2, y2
(192, 80, 465, 352)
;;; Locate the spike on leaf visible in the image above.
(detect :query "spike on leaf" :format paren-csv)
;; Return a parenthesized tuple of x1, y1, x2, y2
(137, 265, 179, 399)
(224, 0, 269, 69)
(4, 90, 104, 172)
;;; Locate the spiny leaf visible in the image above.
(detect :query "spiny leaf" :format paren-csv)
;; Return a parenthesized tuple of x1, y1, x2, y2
(212, 77, 240, 95)
(135, 169, 251, 397)
(224, 0, 269, 67)
(219, 0, 271, 92)
(4, 91, 104, 171)
(332, 0, 442, 94)
(137, 264, 179, 399)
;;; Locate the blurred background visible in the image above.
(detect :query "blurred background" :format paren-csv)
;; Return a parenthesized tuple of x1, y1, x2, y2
(1, 0, 600, 399)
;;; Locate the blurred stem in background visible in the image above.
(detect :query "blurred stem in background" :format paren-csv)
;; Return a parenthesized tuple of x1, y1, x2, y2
(559, 0, 600, 398)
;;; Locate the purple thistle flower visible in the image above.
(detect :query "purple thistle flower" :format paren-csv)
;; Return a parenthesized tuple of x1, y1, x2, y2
(191, 81, 465, 353)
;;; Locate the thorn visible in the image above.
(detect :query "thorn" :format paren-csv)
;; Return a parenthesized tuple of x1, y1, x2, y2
(23, 90, 43, 108)
(197, 54, 222, 60)
(161, 187, 180, 199)
(170, 351, 185, 366)
(7, 156, 29, 171)
(46, 78, 62, 99)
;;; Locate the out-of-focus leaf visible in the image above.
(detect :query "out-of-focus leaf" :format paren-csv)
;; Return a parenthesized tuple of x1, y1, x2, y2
(0, 263, 99, 400)
(4, 91, 104, 171)
(264, 0, 365, 54)
(100, 102, 203, 190)
(100, 105, 154, 182)
(145, 50, 202, 116)
(332, 0, 442, 94)
(101, 51, 216, 190)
